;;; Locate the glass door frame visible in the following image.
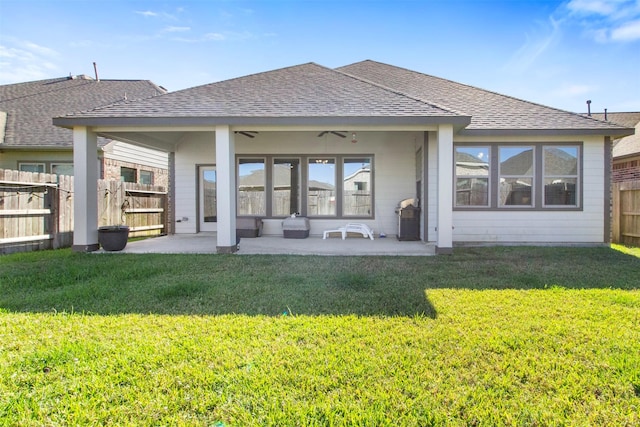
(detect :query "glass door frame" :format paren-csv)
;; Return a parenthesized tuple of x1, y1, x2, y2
(199, 165, 217, 232)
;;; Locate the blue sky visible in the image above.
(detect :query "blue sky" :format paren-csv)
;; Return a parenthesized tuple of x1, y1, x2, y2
(1, 0, 638, 113)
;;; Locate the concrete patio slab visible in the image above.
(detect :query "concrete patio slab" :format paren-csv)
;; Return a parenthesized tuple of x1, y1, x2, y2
(112, 233, 435, 256)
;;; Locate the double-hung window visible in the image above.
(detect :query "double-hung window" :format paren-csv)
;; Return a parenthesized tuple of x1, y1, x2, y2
(343, 158, 372, 216)
(308, 158, 337, 216)
(273, 158, 301, 216)
(455, 147, 490, 207)
(543, 146, 579, 207)
(238, 158, 266, 216)
(499, 146, 534, 207)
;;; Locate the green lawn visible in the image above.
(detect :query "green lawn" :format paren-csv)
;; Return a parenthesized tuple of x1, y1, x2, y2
(1, 246, 639, 426)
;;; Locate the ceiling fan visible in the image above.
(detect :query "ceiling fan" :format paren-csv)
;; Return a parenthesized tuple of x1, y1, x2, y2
(234, 131, 259, 138)
(317, 131, 347, 138)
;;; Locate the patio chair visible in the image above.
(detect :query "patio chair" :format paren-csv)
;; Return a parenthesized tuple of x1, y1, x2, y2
(322, 223, 374, 240)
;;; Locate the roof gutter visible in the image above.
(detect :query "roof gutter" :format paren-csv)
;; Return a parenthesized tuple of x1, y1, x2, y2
(0, 145, 74, 151)
(459, 127, 635, 138)
(53, 115, 472, 129)
(613, 151, 640, 161)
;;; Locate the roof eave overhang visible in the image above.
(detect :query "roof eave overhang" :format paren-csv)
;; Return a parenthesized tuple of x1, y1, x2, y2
(53, 115, 472, 129)
(459, 127, 635, 138)
(0, 145, 73, 151)
(613, 151, 640, 161)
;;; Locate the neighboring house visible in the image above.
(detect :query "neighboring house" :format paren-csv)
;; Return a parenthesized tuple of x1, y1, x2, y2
(591, 112, 640, 183)
(53, 60, 634, 253)
(0, 75, 168, 186)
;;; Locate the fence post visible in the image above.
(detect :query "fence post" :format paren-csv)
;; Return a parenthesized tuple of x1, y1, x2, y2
(49, 175, 60, 249)
(612, 181, 620, 243)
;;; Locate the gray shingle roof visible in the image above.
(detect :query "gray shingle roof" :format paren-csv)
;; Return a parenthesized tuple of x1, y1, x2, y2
(337, 60, 630, 135)
(54, 63, 465, 126)
(592, 112, 640, 129)
(51, 60, 632, 137)
(592, 112, 640, 158)
(0, 76, 165, 148)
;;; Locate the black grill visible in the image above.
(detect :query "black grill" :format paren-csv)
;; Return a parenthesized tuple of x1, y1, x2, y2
(396, 198, 421, 241)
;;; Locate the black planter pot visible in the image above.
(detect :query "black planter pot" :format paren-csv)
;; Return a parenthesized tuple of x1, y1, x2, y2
(98, 226, 130, 251)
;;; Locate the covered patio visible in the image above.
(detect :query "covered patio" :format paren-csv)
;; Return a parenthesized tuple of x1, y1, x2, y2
(55, 62, 464, 256)
(109, 233, 435, 256)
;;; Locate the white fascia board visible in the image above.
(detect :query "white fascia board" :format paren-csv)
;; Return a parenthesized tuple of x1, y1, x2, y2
(93, 124, 441, 133)
(94, 125, 217, 133)
(229, 124, 440, 132)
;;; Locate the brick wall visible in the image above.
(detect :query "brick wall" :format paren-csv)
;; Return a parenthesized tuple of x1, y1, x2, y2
(613, 158, 640, 183)
(102, 158, 168, 188)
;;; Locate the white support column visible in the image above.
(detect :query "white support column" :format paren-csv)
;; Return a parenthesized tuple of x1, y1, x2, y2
(167, 151, 176, 235)
(215, 125, 237, 253)
(436, 124, 454, 254)
(72, 126, 99, 252)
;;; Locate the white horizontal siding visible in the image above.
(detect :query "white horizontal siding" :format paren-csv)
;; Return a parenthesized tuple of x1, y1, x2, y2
(0, 150, 73, 170)
(172, 131, 607, 244)
(237, 131, 419, 236)
(105, 142, 169, 169)
(174, 133, 215, 233)
(453, 211, 604, 242)
(173, 131, 421, 236)
(451, 136, 606, 243)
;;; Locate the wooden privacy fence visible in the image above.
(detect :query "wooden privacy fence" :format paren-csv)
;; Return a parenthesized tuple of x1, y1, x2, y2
(239, 190, 372, 216)
(0, 169, 167, 254)
(97, 180, 167, 238)
(612, 180, 640, 247)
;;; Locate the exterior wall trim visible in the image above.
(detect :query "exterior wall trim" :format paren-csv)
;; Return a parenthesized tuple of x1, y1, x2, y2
(168, 152, 176, 235)
(604, 136, 612, 243)
(421, 135, 429, 241)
